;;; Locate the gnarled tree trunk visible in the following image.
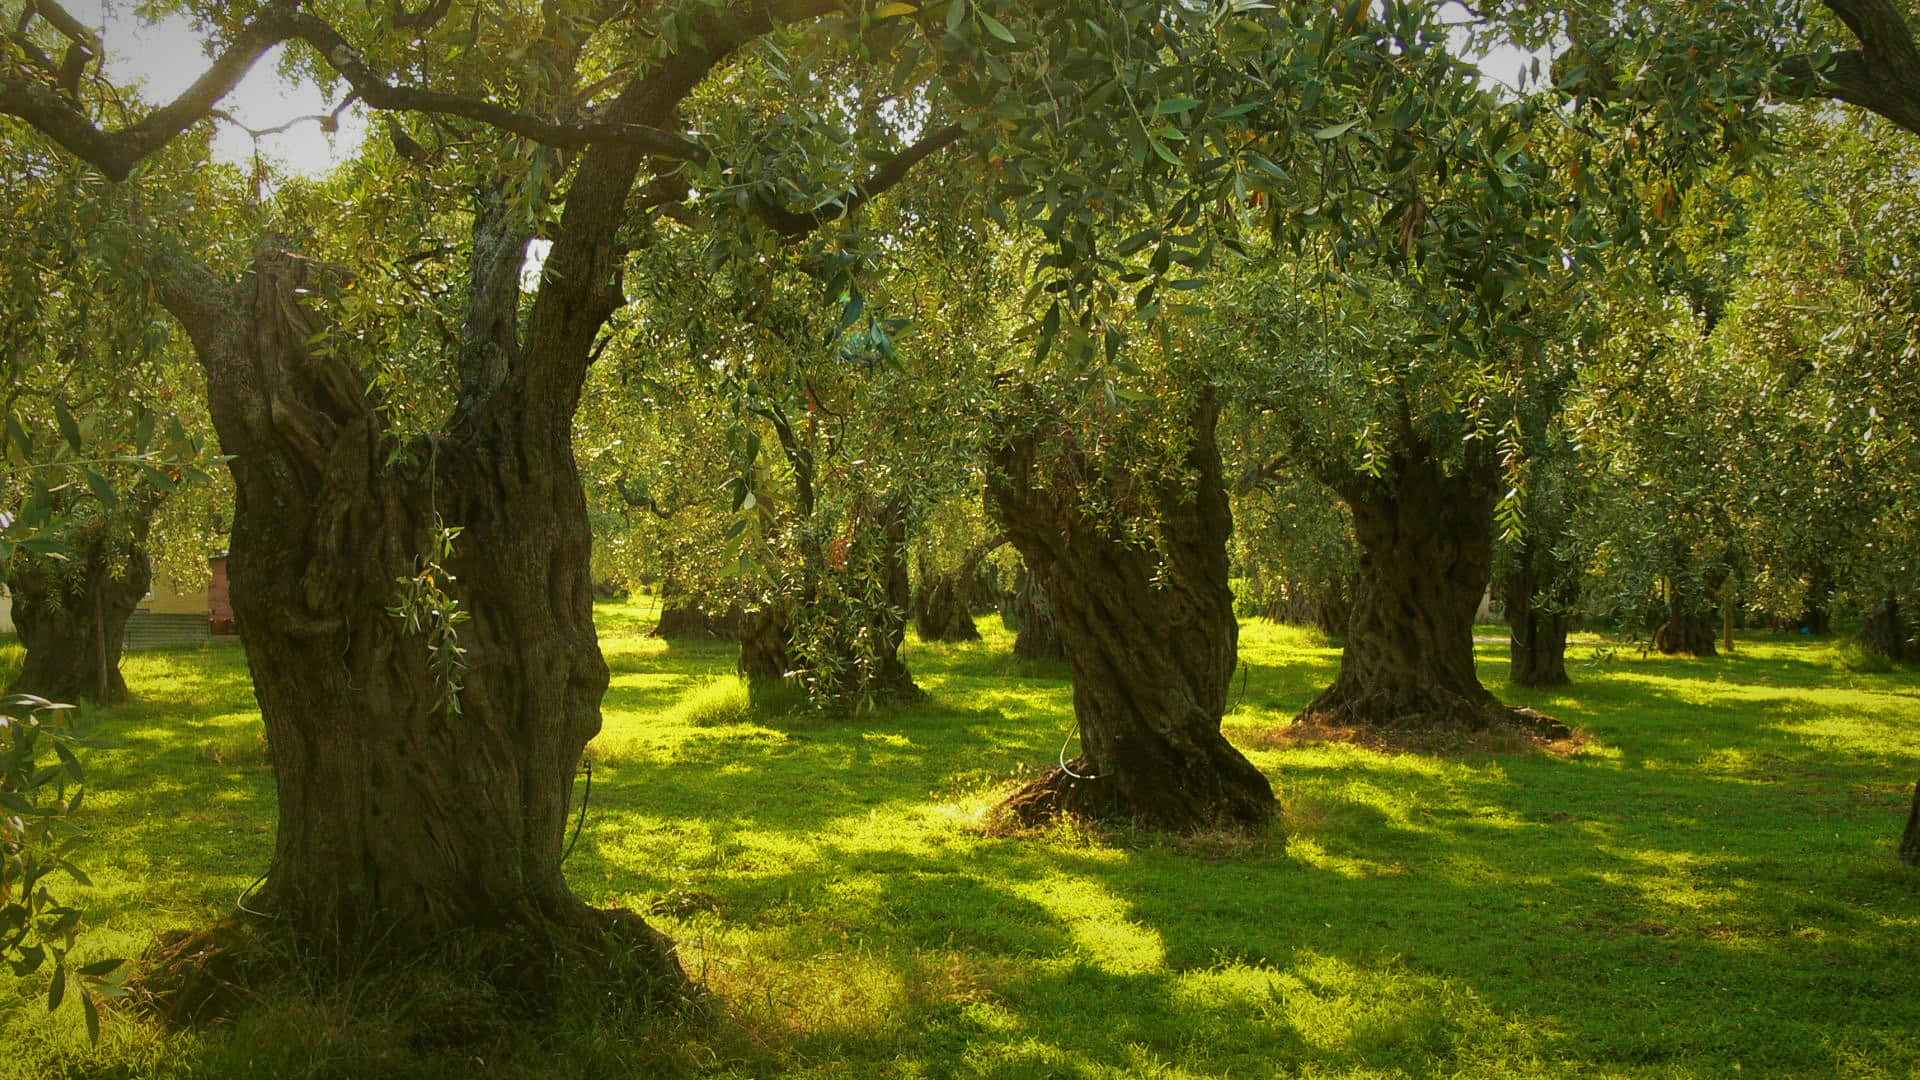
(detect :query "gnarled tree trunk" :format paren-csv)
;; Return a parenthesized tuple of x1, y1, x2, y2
(1654, 609, 1718, 657)
(1859, 593, 1914, 663)
(1653, 565, 1721, 657)
(1310, 576, 1356, 639)
(986, 394, 1273, 832)
(1301, 451, 1560, 735)
(850, 493, 922, 700)
(1002, 565, 1067, 661)
(742, 494, 921, 704)
(652, 594, 743, 640)
(149, 227, 684, 994)
(915, 557, 979, 641)
(7, 494, 161, 705)
(915, 534, 1005, 643)
(1502, 530, 1575, 689)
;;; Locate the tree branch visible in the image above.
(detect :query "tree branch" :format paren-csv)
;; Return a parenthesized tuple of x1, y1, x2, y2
(1779, 0, 1920, 137)
(0, 1, 709, 181)
(753, 123, 968, 237)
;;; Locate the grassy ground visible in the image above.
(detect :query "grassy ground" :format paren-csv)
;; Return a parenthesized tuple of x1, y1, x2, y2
(1, 606, 1917, 1078)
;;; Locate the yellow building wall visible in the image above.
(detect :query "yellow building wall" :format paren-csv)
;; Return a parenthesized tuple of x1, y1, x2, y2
(141, 575, 208, 616)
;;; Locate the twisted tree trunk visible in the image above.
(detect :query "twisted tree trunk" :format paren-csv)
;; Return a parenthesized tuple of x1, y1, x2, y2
(742, 494, 921, 703)
(1002, 566, 1067, 661)
(7, 493, 162, 705)
(986, 394, 1274, 832)
(1502, 530, 1575, 688)
(143, 245, 682, 988)
(652, 594, 743, 640)
(1654, 607, 1718, 657)
(1310, 576, 1356, 639)
(847, 492, 921, 700)
(1301, 451, 1562, 735)
(1653, 565, 1721, 657)
(915, 534, 1005, 643)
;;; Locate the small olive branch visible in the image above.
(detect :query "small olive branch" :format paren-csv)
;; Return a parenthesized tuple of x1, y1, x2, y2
(388, 519, 472, 714)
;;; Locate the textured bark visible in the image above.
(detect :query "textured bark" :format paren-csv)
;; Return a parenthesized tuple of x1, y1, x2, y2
(1311, 577, 1355, 639)
(6, 497, 160, 705)
(737, 603, 795, 682)
(915, 560, 980, 642)
(1002, 566, 1067, 661)
(1651, 564, 1722, 657)
(651, 597, 743, 640)
(741, 496, 921, 703)
(854, 493, 922, 700)
(1654, 609, 1719, 657)
(1302, 452, 1559, 735)
(986, 394, 1274, 832)
(11, 0, 968, 1004)
(1901, 780, 1919, 866)
(915, 535, 1005, 643)
(1506, 578, 1571, 688)
(1502, 531, 1574, 688)
(1858, 593, 1915, 662)
(157, 249, 680, 985)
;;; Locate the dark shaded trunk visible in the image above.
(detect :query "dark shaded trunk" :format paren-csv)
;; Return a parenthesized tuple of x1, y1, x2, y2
(6, 497, 160, 705)
(1654, 609, 1718, 657)
(915, 559, 980, 642)
(1302, 453, 1560, 735)
(1858, 593, 1914, 662)
(1901, 780, 1919, 867)
(1653, 567, 1721, 657)
(651, 595, 742, 640)
(737, 603, 794, 682)
(859, 494, 921, 700)
(915, 535, 1005, 643)
(1502, 531, 1574, 689)
(145, 236, 686, 995)
(986, 394, 1274, 832)
(1507, 583, 1571, 688)
(1002, 566, 1067, 661)
(743, 495, 921, 704)
(1311, 576, 1355, 639)
(1798, 566, 1834, 635)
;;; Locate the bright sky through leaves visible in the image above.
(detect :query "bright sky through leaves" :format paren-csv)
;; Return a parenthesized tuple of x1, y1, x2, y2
(70, 0, 368, 175)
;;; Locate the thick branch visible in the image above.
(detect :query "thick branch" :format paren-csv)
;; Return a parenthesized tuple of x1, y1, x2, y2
(754, 123, 968, 237)
(1779, 0, 1920, 137)
(0, 2, 708, 181)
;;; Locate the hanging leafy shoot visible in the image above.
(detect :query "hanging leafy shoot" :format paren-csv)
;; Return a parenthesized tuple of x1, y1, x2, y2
(0, 695, 128, 1043)
(387, 521, 472, 715)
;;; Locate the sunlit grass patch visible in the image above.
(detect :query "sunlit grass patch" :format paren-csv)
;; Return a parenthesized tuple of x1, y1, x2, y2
(3, 606, 1919, 1078)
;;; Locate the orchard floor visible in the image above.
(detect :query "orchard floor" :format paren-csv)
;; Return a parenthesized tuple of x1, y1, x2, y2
(2, 604, 1917, 1078)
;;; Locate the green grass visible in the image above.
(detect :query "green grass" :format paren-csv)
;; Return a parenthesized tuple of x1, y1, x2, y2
(2, 610, 1918, 1078)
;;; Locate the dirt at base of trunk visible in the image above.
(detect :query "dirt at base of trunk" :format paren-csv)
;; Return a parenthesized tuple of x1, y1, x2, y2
(990, 758, 1276, 836)
(1267, 705, 1581, 756)
(129, 904, 692, 1036)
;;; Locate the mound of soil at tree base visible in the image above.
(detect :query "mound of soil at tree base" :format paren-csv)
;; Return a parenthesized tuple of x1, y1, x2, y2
(129, 904, 689, 1037)
(1263, 706, 1582, 756)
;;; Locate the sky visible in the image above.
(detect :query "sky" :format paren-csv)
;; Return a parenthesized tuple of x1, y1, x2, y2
(69, 0, 367, 175)
(64, 2, 1543, 181)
